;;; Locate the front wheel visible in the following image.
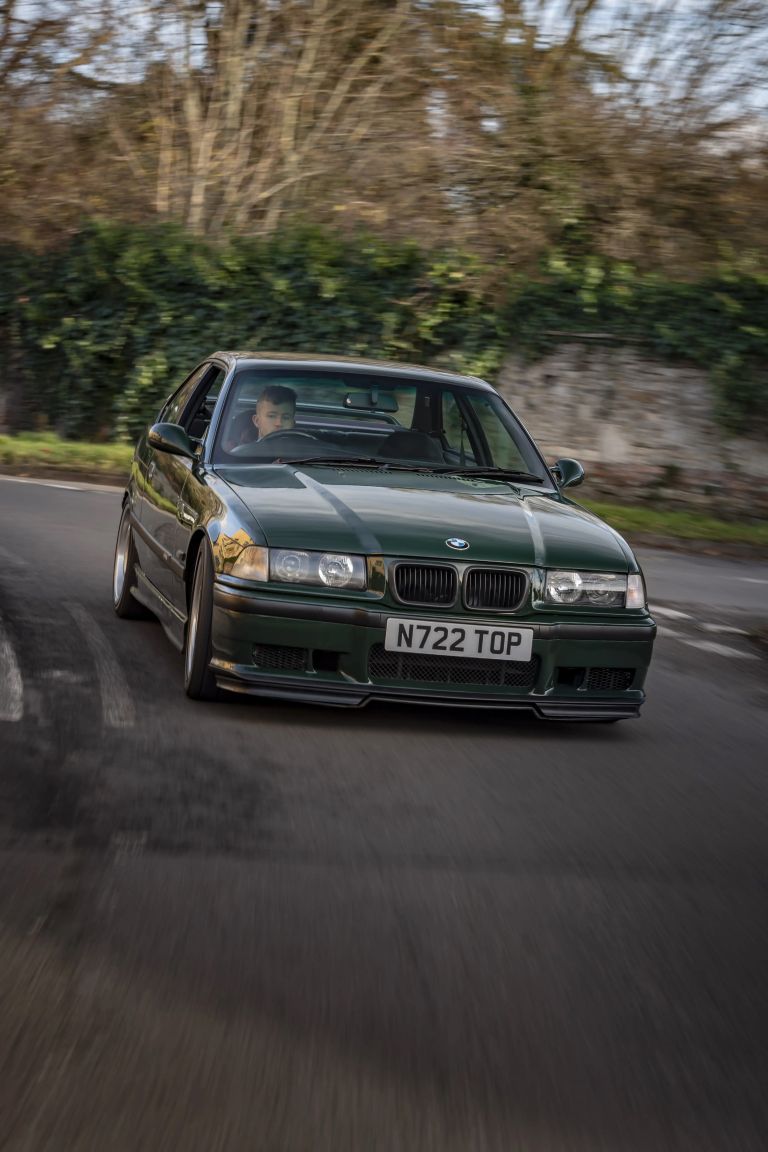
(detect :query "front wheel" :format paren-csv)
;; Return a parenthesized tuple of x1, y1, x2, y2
(113, 504, 149, 619)
(184, 543, 219, 700)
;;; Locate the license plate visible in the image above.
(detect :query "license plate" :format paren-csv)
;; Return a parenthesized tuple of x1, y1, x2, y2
(385, 618, 533, 662)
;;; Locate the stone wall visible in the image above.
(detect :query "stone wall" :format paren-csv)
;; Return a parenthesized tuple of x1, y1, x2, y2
(497, 342, 768, 518)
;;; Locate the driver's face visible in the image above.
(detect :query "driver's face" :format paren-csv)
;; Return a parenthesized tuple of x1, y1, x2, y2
(252, 401, 295, 437)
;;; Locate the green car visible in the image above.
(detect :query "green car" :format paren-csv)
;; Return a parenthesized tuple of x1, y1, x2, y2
(113, 352, 655, 721)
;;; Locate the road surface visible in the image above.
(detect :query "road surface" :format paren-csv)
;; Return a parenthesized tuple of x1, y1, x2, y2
(1, 475, 767, 1152)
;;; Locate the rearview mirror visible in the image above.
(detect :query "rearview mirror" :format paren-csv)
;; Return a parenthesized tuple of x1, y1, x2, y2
(551, 458, 585, 489)
(344, 389, 398, 413)
(148, 422, 196, 459)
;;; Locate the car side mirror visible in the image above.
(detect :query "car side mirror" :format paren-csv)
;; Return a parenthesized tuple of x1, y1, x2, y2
(551, 458, 585, 489)
(148, 422, 196, 459)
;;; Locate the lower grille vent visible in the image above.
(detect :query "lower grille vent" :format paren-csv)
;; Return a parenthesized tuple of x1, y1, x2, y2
(369, 645, 538, 689)
(253, 644, 307, 671)
(587, 667, 634, 691)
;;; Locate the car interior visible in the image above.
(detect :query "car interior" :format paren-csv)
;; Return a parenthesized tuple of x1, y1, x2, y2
(168, 366, 540, 475)
(214, 374, 486, 467)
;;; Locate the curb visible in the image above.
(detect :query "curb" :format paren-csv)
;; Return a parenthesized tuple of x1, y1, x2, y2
(627, 534, 768, 562)
(0, 464, 128, 488)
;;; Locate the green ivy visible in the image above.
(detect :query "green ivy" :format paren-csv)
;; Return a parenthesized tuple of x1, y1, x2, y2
(0, 221, 765, 440)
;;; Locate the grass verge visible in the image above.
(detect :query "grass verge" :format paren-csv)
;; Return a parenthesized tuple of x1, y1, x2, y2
(582, 500, 768, 549)
(0, 432, 132, 477)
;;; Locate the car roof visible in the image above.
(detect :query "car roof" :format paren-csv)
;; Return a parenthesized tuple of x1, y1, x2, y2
(212, 351, 495, 392)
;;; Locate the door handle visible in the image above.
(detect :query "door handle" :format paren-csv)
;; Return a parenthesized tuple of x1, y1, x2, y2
(147, 460, 156, 482)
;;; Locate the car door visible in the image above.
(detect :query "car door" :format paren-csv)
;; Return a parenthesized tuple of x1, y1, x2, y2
(137, 362, 218, 604)
(163, 364, 228, 615)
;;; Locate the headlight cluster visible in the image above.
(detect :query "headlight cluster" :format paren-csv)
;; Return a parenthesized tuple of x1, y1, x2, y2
(543, 570, 645, 609)
(230, 545, 366, 590)
(271, 549, 366, 589)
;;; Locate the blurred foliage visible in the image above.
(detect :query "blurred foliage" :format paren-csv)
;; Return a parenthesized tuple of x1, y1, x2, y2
(0, 220, 765, 441)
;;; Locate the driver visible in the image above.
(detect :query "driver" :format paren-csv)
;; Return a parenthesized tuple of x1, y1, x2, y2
(252, 385, 296, 437)
(227, 384, 297, 449)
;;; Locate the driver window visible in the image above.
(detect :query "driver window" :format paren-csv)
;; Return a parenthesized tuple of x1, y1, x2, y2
(184, 367, 226, 440)
(160, 364, 209, 425)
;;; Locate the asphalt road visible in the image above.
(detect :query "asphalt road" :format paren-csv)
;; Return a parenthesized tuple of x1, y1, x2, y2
(1, 475, 767, 1152)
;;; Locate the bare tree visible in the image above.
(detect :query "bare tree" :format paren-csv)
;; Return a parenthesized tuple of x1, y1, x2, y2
(0, 0, 766, 270)
(0, 0, 124, 243)
(95, 0, 421, 235)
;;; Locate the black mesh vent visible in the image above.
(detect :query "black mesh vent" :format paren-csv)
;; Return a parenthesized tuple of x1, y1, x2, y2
(393, 564, 457, 606)
(464, 568, 527, 611)
(253, 644, 307, 671)
(369, 645, 539, 688)
(586, 667, 634, 691)
(323, 466, 392, 475)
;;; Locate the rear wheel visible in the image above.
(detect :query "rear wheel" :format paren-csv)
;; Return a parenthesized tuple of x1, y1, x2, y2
(184, 543, 219, 700)
(113, 504, 149, 619)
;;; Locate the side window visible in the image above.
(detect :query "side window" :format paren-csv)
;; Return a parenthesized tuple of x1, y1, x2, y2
(160, 364, 209, 425)
(184, 367, 227, 440)
(466, 395, 528, 471)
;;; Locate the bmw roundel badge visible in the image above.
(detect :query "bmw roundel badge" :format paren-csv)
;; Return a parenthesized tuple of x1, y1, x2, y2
(446, 537, 470, 550)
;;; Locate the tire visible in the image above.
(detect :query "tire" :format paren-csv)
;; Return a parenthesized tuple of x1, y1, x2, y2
(184, 543, 219, 700)
(113, 504, 150, 619)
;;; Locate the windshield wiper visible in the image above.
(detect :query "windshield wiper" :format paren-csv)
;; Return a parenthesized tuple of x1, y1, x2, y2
(450, 468, 546, 484)
(283, 455, 382, 466)
(280, 457, 546, 482)
(285, 456, 450, 472)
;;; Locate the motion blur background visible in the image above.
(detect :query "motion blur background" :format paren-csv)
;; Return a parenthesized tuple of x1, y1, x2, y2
(2, 8, 768, 1152)
(0, 0, 766, 474)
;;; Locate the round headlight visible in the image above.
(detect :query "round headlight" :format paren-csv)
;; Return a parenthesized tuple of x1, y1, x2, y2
(272, 549, 311, 582)
(584, 573, 626, 606)
(586, 589, 624, 606)
(548, 571, 583, 603)
(318, 553, 355, 588)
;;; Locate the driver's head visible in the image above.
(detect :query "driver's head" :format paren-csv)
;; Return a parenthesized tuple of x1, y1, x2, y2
(252, 385, 296, 437)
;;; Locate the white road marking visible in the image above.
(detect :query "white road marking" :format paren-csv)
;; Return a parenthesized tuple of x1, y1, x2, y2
(656, 627, 685, 638)
(0, 614, 23, 721)
(651, 606, 692, 620)
(700, 623, 749, 636)
(0, 544, 31, 569)
(65, 603, 135, 727)
(682, 638, 759, 660)
(736, 577, 768, 585)
(0, 474, 122, 493)
(39, 669, 87, 685)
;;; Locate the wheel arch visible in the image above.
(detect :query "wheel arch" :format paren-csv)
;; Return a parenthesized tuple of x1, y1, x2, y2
(184, 529, 213, 610)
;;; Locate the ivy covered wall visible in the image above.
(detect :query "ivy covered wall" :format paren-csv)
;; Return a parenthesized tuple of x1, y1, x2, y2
(1, 220, 765, 443)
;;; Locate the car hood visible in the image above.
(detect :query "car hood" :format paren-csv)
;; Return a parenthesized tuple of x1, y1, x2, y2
(217, 465, 634, 570)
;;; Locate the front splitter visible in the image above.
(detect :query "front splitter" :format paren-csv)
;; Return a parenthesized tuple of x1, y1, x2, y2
(213, 669, 643, 720)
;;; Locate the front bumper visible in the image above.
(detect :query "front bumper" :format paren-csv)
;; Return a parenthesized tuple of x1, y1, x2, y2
(211, 583, 656, 720)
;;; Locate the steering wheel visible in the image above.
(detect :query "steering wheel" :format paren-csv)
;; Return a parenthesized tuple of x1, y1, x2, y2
(258, 429, 317, 442)
(230, 429, 319, 455)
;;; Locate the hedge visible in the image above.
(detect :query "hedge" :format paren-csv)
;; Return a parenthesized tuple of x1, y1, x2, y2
(0, 220, 765, 442)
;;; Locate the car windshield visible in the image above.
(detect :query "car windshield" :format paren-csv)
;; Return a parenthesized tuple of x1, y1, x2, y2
(212, 366, 550, 481)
